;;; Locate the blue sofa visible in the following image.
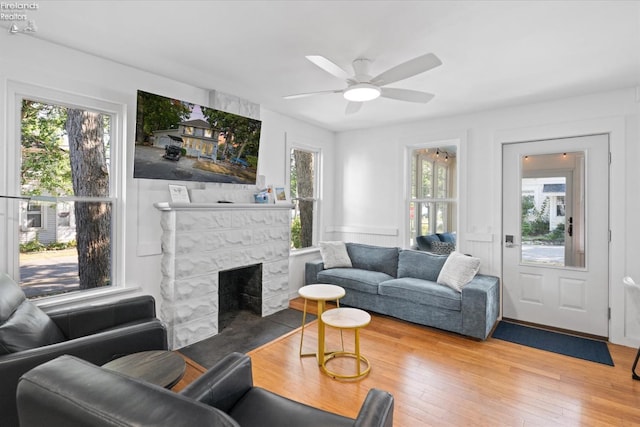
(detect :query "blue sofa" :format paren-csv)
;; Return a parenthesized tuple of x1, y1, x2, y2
(304, 243, 500, 340)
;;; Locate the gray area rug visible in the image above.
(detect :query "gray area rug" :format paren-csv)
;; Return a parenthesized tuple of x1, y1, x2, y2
(179, 308, 315, 368)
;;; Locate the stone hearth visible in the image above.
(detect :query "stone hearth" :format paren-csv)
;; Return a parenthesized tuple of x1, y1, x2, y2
(155, 202, 291, 349)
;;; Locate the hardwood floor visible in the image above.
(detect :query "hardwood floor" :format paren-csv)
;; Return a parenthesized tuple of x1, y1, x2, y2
(172, 354, 206, 393)
(178, 298, 640, 426)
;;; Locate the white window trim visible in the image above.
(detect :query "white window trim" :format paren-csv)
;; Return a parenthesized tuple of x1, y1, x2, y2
(286, 139, 322, 251)
(3, 81, 126, 298)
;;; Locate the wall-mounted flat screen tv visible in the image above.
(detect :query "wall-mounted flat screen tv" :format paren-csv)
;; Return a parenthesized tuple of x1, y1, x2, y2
(133, 90, 262, 185)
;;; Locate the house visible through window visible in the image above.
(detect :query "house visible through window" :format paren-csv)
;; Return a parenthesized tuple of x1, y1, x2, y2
(18, 97, 115, 298)
(408, 145, 457, 248)
(289, 147, 319, 250)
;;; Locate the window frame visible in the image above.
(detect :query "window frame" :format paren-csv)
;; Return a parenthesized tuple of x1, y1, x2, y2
(405, 139, 460, 248)
(3, 81, 126, 301)
(24, 201, 46, 231)
(286, 142, 322, 252)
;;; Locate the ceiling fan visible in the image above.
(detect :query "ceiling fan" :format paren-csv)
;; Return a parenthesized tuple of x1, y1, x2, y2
(284, 53, 442, 114)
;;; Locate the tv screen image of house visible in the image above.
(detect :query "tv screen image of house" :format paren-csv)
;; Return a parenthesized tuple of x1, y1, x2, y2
(133, 90, 262, 185)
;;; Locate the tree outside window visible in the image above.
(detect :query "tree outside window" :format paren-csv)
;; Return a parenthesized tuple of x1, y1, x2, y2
(290, 148, 318, 249)
(20, 99, 113, 297)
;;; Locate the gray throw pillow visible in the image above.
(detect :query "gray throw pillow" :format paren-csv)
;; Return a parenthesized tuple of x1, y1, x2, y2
(319, 241, 353, 269)
(437, 251, 481, 292)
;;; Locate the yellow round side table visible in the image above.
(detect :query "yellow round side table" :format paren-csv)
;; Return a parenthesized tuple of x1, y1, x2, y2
(321, 307, 371, 380)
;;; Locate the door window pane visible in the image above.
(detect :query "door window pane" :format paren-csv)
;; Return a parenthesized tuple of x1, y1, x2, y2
(520, 152, 584, 268)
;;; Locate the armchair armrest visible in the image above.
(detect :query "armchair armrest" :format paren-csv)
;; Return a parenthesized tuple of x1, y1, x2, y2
(47, 295, 158, 339)
(354, 388, 394, 427)
(180, 352, 253, 413)
(304, 259, 325, 285)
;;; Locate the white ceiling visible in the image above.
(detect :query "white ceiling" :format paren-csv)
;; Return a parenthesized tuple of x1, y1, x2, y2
(8, 1, 640, 131)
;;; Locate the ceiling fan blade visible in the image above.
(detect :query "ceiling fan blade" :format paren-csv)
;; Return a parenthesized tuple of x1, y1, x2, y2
(380, 88, 435, 103)
(345, 102, 363, 115)
(306, 55, 351, 81)
(283, 89, 343, 99)
(371, 53, 442, 86)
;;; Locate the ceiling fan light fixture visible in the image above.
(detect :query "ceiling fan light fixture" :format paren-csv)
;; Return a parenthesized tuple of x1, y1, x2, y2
(343, 83, 381, 102)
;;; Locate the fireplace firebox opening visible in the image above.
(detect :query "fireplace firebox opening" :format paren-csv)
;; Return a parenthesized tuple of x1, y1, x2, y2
(218, 263, 262, 331)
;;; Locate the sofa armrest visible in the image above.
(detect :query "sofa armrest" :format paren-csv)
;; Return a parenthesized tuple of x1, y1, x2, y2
(180, 352, 253, 413)
(461, 274, 500, 340)
(354, 388, 394, 427)
(47, 295, 158, 339)
(304, 259, 325, 285)
(17, 355, 239, 427)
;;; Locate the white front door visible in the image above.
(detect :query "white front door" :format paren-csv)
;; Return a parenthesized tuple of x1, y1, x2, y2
(502, 134, 609, 337)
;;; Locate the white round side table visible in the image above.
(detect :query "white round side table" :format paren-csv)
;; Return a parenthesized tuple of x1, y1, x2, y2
(321, 307, 371, 380)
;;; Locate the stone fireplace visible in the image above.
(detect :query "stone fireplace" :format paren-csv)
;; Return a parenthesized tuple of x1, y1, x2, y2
(155, 202, 291, 349)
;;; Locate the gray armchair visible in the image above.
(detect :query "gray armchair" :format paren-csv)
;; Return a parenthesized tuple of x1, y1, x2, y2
(17, 352, 394, 427)
(0, 273, 167, 427)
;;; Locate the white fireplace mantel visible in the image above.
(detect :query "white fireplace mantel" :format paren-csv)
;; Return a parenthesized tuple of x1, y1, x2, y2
(154, 202, 293, 211)
(154, 201, 292, 349)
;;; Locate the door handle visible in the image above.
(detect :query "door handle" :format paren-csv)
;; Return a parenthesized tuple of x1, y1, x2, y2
(568, 216, 573, 237)
(505, 235, 519, 247)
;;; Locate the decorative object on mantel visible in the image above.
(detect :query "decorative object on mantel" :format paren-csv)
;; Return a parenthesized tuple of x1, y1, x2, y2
(253, 189, 269, 204)
(168, 185, 190, 203)
(274, 186, 288, 204)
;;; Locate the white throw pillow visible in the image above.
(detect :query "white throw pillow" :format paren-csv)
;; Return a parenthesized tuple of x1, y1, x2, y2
(319, 241, 352, 269)
(437, 251, 481, 292)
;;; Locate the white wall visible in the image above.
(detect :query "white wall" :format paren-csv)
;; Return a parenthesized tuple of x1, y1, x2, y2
(333, 88, 640, 346)
(0, 35, 334, 307)
(3, 34, 640, 347)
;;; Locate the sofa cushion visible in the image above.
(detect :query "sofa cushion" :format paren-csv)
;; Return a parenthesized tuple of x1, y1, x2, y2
(437, 251, 481, 292)
(0, 273, 66, 354)
(317, 268, 392, 295)
(379, 278, 461, 311)
(416, 234, 440, 251)
(319, 241, 352, 269)
(346, 243, 399, 278)
(397, 250, 448, 282)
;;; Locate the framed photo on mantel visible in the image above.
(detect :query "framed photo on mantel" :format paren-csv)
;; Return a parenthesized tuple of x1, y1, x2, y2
(168, 184, 190, 203)
(274, 186, 288, 204)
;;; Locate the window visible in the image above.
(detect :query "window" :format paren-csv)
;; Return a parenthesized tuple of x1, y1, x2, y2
(25, 202, 44, 229)
(408, 145, 457, 247)
(289, 147, 320, 250)
(11, 90, 121, 299)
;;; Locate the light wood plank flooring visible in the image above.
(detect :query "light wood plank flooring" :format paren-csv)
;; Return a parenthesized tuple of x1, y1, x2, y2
(178, 298, 640, 426)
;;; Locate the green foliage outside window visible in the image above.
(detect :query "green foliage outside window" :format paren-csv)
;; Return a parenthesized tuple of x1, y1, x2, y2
(521, 196, 564, 243)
